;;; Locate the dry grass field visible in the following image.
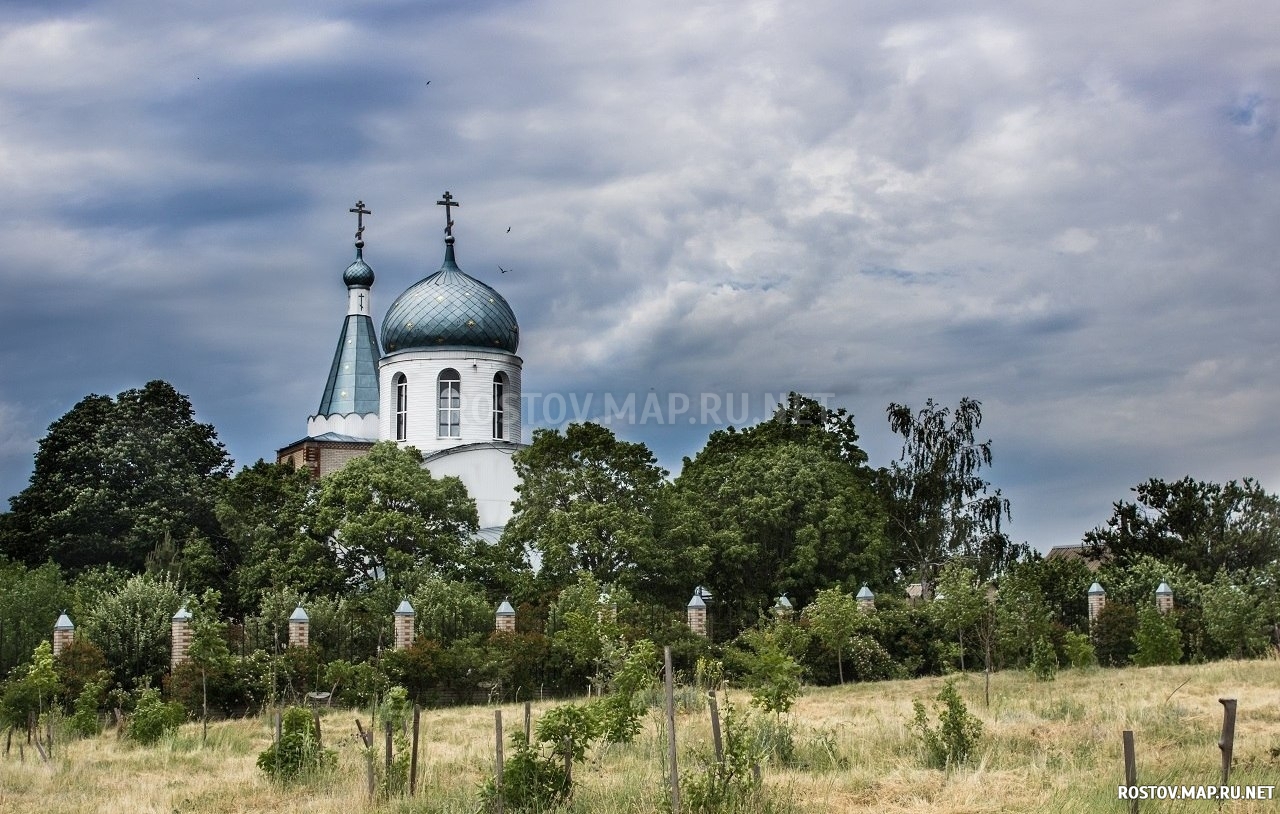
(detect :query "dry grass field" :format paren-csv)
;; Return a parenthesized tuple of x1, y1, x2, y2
(3, 659, 1279, 814)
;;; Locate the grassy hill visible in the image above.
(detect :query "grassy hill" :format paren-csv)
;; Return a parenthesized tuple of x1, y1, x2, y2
(3, 659, 1279, 813)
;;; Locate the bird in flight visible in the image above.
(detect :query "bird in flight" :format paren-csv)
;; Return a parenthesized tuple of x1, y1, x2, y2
(425, 80, 431, 85)
(498, 266, 511, 274)
(506, 226, 511, 233)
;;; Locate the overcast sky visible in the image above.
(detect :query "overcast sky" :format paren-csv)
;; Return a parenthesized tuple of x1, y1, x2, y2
(2, 0, 1277, 552)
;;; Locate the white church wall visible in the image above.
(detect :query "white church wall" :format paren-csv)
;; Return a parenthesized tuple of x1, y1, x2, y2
(378, 348, 523, 454)
(423, 445, 521, 528)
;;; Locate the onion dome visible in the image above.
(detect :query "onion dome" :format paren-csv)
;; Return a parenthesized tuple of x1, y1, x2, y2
(382, 238, 519, 353)
(343, 249, 375, 287)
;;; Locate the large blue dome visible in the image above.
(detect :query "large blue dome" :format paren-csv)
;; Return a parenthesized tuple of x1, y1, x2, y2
(381, 242, 519, 353)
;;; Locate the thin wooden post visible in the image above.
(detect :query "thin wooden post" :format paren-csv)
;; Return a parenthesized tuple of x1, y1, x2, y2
(46, 715, 53, 759)
(665, 645, 680, 814)
(524, 701, 532, 742)
(563, 736, 573, 787)
(355, 719, 375, 801)
(313, 710, 322, 751)
(494, 709, 505, 814)
(708, 691, 724, 764)
(274, 710, 282, 776)
(384, 719, 394, 790)
(1122, 730, 1138, 814)
(409, 705, 421, 796)
(1219, 698, 1237, 787)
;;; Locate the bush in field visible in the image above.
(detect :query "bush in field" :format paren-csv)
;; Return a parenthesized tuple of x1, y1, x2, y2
(1061, 630, 1097, 668)
(1092, 602, 1138, 666)
(911, 680, 983, 769)
(257, 706, 335, 782)
(1029, 636, 1058, 681)
(126, 688, 185, 746)
(479, 732, 570, 814)
(683, 695, 764, 813)
(69, 671, 111, 737)
(1133, 606, 1183, 666)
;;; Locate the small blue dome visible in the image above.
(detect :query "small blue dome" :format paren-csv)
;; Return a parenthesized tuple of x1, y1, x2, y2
(382, 242, 519, 353)
(343, 249, 375, 287)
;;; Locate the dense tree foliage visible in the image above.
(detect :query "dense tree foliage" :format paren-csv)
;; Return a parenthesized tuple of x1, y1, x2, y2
(882, 398, 1021, 592)
(672, 394, 890, 635)
(0, 381, 232, 572)
(216, 460, 341, 615)
(1084, 476, 1280, 581)
(503, 423, 670, 599)
(312, 442, 479, 590)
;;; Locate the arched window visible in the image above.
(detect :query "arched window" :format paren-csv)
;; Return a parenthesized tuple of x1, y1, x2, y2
(393, 373, 408, 441)
(492, 372, 507, 440)
(437, 368, 461, 438)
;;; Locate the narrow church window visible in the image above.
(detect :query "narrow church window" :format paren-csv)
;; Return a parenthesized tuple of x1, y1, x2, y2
(394, 373, 408, 441)
(492, 373, 506, 439)
(438, 369, 461, 438)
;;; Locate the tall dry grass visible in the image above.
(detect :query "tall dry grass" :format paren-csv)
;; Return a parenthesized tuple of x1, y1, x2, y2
(2, 659, 1278, 813)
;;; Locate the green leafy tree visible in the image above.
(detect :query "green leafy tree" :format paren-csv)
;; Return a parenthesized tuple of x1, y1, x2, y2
(882, 398, 1021, 592)
(80, 573, 182, 688)
(1085, 477, 1280, 581)
(1200, 572, 1269, 659)
(408, 575, 494, 646)
(0, 381, 232, 572)
(216, 460, 341, 616)
(1132, 606, 1183, 666)
(503, 423, 669, 598)
(187, 590, 231, 742)
(0, 561, 69, 677)
(1092, 602, 1138, 667)
(803, 588, 867, 684)
(311, 442, 479, 590)
(671, 395, 890, 635)
(0, 641, 61, 732)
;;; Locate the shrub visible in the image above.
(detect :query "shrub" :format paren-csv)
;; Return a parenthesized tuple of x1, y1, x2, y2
(1061, 630, 1097, 668)
(911, 680, 983, 769)
(683, 695, 764, 813)
(257, 706, 335, 782)
(1092, 602, 1138, 667)
(479, 732, 570, 813)
(1133, 607, 1183, 666)
(127, 688, 185, 746)
(535, 703, 600, 763)
(1029, 636, 1058, 681)
(69, 671, 111, 738)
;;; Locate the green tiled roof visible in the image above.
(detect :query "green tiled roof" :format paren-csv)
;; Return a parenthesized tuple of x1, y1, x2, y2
(318, 314, 380, 415)
(382, 242, 519, 354)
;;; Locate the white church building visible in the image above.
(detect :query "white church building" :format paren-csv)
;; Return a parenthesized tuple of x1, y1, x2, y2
(277, 194, 524, 533)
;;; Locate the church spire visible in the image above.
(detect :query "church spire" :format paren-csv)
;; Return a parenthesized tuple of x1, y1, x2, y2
(309, 201, 381, 437)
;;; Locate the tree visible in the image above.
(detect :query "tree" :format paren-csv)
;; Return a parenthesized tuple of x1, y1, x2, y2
(933, 562, 999, 704)
(1132, 606, 1182, 666)
(0, 561, 69, 678)
(882, 398, 1020, 593)
(1, 381, 232, 572)
(503, 423, 670, 597)
(671, 395, 890, 635)
(1084, 477, 1280, 582)
(1200, 571, 1269, 660)
(803, 588, 866, 684)
(80, 573, 182, 688)
(311, 442, 479, 590)
(217, 460, 342, 615)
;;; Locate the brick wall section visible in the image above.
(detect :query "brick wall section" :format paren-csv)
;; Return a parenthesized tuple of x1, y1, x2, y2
(171, 619, 191, 668)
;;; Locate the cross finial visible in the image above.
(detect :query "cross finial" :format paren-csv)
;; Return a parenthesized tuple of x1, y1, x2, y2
(349, 200, 372, 248)
(436, 191, 460, 237)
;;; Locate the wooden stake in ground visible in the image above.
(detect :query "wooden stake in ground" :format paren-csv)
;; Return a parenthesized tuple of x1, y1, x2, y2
(385, 720, 394, 792)
(1219, 698, 1237, 787)
(1122, 730, 1138, 814)
(524, 701, 532, 742)
(313, 710, 323, 751)
(665, 645, 680, 814)
(708, 691, 724, 765)
(355, 719, 375, 802)
(410, 705, 421, 797)
(494, 709, 505, 814)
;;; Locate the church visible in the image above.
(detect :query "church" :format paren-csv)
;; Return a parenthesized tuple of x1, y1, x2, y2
(277, 193, 525, 541)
